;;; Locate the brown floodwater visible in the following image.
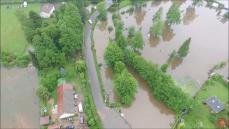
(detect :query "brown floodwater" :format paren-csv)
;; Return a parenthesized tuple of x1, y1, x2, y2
(93, 0, 228, 128)
(120, 0, 228, 86)
(1, 67, 40, 128)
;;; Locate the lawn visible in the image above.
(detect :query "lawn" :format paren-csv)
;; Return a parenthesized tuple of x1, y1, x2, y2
(1, 3, 40, 55)
(184, 75, 229, 128)
(119, 0, 131, 8)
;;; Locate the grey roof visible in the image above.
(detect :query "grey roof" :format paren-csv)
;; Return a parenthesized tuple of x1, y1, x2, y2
(63, 90, 75, 113)
(204, 96, 225, 113)
(41, 4, 54, 13)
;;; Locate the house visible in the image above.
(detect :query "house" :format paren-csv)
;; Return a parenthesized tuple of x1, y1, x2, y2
(40, 116, 50, 126)
(57, 83, 76, 119)
(203, 96, 225, 113)
(40, 4, 55, 18)
(23, 1, 27, 8)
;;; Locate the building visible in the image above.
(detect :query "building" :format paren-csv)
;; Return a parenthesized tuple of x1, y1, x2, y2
(57, 83, 76, 119)
(23, 1, 27, 8)
(203, 96, 225, 113)
(40, 4, 55, 18)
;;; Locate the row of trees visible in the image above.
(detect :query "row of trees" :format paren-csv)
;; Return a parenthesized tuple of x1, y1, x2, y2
(104, 43, 137, 106)
(124, 49, 193, 113)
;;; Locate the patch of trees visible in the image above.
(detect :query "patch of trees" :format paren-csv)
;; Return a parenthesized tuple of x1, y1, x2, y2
(131, 31, 144, 51)
(0, 52, 30, 67)
(124, 49, 193, 113)
(29, 3, 83, 69)
(166, 3, 181, 25)
(177, 38, 191, 57)
(104, 43, 137, 106)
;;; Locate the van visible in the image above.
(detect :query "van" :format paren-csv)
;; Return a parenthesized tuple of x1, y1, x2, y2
(78, 102, 83, 113)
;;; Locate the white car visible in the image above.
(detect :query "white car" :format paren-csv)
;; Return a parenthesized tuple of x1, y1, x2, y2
(88, 19, 93, 25)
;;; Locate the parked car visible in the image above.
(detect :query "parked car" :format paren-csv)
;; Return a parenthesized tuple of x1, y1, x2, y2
(65, 125, 75, 129)
(80, 115, 84, 124)
(88, 19, 93, 25)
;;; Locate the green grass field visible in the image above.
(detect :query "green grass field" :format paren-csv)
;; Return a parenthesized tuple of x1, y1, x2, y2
(184, 76, 228, 128)
(1, 3, 40, 55)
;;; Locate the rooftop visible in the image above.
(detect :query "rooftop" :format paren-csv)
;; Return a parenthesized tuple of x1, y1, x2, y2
(204, 96, 225, 113)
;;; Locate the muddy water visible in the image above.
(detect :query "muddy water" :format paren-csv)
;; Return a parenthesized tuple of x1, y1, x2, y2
(123, 69, 175, 128)
(93, 7, 175, 129)
(120, 0, 228, 85)
(93, 12, 117, 102)
(1, 67, 40, 128)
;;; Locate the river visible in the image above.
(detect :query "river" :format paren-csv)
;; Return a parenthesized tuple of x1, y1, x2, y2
(1, 67, 40, 128)
(93, 0, 228, 128)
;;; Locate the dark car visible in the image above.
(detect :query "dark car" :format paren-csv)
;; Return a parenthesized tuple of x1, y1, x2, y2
(65, 125, 75, 129)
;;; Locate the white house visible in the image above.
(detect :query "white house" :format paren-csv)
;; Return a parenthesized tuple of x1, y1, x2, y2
(23, 1, 28, 8)
(40, 4, 55, 18)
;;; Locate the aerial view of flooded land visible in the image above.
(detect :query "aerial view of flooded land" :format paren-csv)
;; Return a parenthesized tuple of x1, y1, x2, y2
(1, 0, 228, 129)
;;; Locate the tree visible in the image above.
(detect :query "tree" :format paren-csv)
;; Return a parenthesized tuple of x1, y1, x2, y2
(29, 11, 42, 29)
(104, 43, 124, 67)
(128, 26, 136, 38)
(41, 68, 60, 93)
(166, 3, 181, 25)
(178, 38, 191, 57)
(97, 2, 107, 21)
(115, 21, 123, 39)
(114, 61, 125, 74)
(161, 64, 169, 73)
(131, 31, 144, 51)
(36, 86, 50, 102)
(114, 70, 137, 106)
(116, 34, 127, 49)
(76, 59, 86, 73)
(151, 7, 164, 37)
(108, 26, 113, 33)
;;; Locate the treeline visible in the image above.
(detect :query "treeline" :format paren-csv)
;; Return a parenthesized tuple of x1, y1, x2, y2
(124, 49, 193, 113)
(104, 43, 137, 106)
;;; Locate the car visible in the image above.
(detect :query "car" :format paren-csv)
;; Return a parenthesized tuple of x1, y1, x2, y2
(65, 125, 75, 129)
(88, 19, 93, 25)
(80, 115, 84, 124)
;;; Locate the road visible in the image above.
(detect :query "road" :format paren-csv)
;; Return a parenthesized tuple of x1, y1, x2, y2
(83, 0, 130, 128)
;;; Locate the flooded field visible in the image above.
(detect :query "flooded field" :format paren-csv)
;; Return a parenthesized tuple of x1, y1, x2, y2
(120, 0, 228, 86)
(93, 0, 228, 128)
(1, 67, 40, 128)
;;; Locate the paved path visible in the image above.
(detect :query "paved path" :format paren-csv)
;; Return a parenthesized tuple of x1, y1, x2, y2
(83, 0, 130, 128)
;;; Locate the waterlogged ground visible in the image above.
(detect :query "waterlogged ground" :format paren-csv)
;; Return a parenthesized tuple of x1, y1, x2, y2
(93, 0, 228, 128)
(1, 67, 39, 128)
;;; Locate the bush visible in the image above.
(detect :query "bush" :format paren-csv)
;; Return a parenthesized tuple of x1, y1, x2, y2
(0, 52, 30, 67)
(104, 43, 124, 67)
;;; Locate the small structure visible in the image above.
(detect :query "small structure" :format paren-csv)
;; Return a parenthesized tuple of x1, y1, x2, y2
(78, 102, 83, 113)
(40, 3, 55, 18)
(57, 83, 76, 119)
(23, 1, 28, 8)
(40, 116, 50, 126)
(203, 96, 225, 113)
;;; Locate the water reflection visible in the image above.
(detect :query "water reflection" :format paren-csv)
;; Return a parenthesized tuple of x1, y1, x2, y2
(170, 56, 183, 70)
(134, 8, 146, 25)
(149, 35, 160, 47)
(162, 22, 175, 42)
(183, 6, 198, 25)
(98, 20, 108, 31)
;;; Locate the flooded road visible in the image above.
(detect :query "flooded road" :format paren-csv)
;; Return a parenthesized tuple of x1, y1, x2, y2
(93, 0, 228, 128)
(1, 67, 40, 128)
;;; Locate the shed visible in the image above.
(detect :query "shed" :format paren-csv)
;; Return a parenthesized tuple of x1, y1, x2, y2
(40, 3, 55, 18)
(40, 116, 50, 125)
(203, 96, 225, 113)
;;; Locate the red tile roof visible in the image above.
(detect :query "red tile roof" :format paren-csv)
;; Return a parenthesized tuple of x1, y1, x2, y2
(40, 116, 49, 125)
(57, 84, 74, 115)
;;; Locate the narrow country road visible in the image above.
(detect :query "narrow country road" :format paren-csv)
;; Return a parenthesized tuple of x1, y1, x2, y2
(83, 0, 130, 128)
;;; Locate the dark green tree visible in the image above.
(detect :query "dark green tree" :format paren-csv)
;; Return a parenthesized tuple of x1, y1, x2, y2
(117, 34, 127, 49)
(114, 70, 137, 106)
(166, 3, 181, 25)
(97, 2, 107, 21)
(178, 38, 191, 57)
(36, 86, 50, 102)
(131, 31, 144, 51)
(104, 43, 124, 67)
